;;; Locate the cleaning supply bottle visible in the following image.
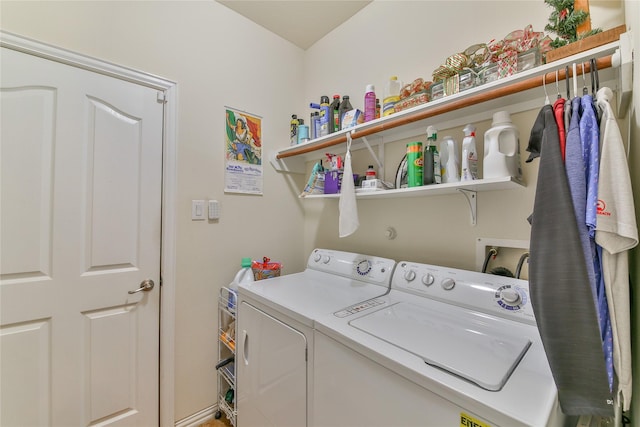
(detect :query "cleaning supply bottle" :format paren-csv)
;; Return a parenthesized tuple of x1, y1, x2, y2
(366, 165, 377, 180)
(461, 124, 478, 181)
(383, 76, 402, 117)
(290, 114, 299, 146)
(228, 257, 253, 313)
(483, 111, 523, 181)
(375, 98, 381, 119)
(406, 142, 423, 187)
(319, 95, 331, 136)
(424, 126, 440, 184)
(422, 126, 440, 185)
(364, 85, 376, 122)
(297, 119, 309, 144)
(338, 95, 352, 130)
(329, 94, 341, 133)
(439, 135, 460, 183)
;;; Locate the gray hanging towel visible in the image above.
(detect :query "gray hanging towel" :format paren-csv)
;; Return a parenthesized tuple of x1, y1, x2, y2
(527, 104, 613, 416)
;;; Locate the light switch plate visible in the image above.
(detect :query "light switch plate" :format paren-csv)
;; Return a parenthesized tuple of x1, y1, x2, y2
(191, 200, 205, 220)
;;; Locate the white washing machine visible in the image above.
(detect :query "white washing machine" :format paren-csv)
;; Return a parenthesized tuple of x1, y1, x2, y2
(313, 260, 570, 427)
(236, 248, 396, 427)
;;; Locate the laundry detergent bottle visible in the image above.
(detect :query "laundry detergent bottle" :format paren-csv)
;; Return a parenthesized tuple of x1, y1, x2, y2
(228, 257, 253, 313)
(483, 111, 523, 182)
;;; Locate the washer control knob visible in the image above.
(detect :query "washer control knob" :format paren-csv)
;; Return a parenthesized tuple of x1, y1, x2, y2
(441, 278, 455, 291)
(404, 270, 416, 282)
(500, 288, 521, 306)
(322, 255, 331, 264)
(421, 273, 435, 287)
(313, 253, 322, 263)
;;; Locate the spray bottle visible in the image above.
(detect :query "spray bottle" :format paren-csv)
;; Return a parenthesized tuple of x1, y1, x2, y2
(461, 124, 478, 181)
(310, 96, 331, 138)
(329, 95, 341, 133)
(424, 126, 440, 185)
(439, 135, 460, 183)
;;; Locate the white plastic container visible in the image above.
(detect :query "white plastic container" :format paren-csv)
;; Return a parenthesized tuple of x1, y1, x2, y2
(439, 135, 460, 183)
(228, 257, 253, 313)
(483, 111, 523, 181)
(383, 76, 402, 117)
(461, 124, 478, 181)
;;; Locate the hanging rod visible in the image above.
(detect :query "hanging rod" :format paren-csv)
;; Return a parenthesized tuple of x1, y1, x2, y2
(277, 55, 613, 160)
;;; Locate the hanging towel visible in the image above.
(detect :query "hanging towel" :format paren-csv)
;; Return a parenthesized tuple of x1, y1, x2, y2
(595, 86, 639, 411)
(339, 135, 359, 238)
(526, 104, 613, 416)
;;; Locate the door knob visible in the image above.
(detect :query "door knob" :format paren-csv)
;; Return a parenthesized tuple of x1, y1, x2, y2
(129, 279, 155, 294)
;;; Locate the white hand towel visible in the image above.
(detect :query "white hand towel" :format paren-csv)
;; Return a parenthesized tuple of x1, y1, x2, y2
(339, 134, 359, 237)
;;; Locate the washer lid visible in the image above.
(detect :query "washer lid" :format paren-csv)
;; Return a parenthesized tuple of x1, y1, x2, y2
(348, 301, 531, 391)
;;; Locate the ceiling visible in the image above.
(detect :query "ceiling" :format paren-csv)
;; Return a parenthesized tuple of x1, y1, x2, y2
(216, 1, 372, 50)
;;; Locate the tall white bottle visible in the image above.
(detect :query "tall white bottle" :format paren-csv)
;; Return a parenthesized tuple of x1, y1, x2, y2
(228, 257, 254, 313)
(461, 124, 478, 181)
(439, 135, 460, 183)
(483, 111, 523, 182)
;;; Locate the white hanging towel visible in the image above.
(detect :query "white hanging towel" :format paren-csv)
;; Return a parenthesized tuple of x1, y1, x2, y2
(595, 86, 639, 411)
(339, 132, 359, 237)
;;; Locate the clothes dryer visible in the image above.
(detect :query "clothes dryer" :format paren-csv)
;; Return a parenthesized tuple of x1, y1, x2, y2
(236, 248, 396, 427)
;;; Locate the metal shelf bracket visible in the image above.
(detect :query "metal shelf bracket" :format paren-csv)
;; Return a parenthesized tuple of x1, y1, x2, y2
(458, 188, 477, 226)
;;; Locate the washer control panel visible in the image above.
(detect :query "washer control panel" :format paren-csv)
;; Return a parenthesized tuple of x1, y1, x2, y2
(307, 248, 396, 286)
(333, 298, 386, 318)
(392, 261, 536, 325)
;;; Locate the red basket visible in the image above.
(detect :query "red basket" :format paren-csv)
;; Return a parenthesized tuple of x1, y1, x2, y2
(251, 257, 282, 281)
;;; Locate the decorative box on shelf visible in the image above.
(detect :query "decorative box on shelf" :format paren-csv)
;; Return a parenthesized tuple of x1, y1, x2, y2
(394, 90, 430, 112)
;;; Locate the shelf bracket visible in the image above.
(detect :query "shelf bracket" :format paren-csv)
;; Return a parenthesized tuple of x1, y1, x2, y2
(612, 30, 633, 118)
(458, 188, 477, 226)
(359, 135, 384, 171)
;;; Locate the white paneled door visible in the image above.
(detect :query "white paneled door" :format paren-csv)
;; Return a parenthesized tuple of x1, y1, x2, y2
(1, 46, 163, 426)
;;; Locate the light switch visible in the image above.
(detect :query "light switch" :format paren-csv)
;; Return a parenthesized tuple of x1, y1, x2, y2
(191, 200, 205, 220)
(208, 200, 220, 220)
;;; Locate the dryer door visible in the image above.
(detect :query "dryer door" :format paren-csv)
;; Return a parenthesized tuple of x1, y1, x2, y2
(237, 301, 307, 427)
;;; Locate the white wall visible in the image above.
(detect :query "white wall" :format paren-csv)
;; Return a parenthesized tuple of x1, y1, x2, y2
(2, 0, 637, 424)
(1, 1, 307, 422)
(303, 0, 638, 424)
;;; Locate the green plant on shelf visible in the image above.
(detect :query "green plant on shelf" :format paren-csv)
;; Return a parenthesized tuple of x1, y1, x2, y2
(544, 0, 601, 48)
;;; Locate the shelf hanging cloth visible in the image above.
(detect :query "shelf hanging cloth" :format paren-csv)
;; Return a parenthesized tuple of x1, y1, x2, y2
(339, 132, 359, 237)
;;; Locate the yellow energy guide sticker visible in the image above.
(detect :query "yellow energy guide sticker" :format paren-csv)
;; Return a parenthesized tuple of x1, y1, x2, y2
(460, 412, 492, 427)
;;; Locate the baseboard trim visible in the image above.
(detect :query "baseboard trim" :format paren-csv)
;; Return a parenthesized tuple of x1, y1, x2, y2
(175, 405, 216, 427)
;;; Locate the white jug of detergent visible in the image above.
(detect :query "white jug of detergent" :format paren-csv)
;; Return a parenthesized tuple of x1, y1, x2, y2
(228, 257, 253, 313)
(483, 111, 523, 182)
(439, 135, 460, 183)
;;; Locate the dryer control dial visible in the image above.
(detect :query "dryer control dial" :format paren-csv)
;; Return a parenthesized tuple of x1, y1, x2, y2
(313, 253, 322, 263)
(421, 273, 435, 287)
(441, 278, 455, 291)
(500, 288, 522, 306)
(404, 270, 416, 282)
(322, 255, 331, 264)
(356, 259, 372, 276)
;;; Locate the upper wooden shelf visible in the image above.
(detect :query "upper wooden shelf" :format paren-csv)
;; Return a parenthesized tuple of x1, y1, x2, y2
(270, 36, 630, 174)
